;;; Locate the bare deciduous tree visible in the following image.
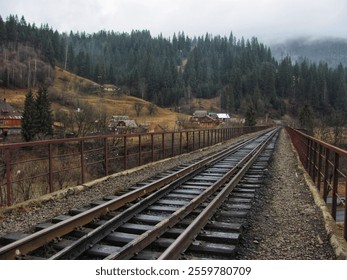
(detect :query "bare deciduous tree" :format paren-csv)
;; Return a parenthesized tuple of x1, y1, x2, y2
(134, 102, 144, 117)
(148, 103, 157, 115)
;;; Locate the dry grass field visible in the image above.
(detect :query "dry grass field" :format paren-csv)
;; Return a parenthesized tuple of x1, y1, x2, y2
(1, 67, 202, 131)
(0, 88, 27, 109)
(52, 67, 194, 130)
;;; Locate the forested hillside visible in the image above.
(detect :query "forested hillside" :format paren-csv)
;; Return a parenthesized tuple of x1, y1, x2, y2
(1, 15, 347, 122)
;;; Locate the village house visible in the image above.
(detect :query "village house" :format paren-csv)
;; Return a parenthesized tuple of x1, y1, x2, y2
(0, 99, 22, 138)
(216, 113, 231, 122)
(102, 84, 119, 93)
(189, 110, 219, 128)
(108, 115, 138, 133)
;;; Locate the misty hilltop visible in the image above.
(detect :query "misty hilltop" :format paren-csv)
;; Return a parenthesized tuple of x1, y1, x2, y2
(271, 37, 347, 68)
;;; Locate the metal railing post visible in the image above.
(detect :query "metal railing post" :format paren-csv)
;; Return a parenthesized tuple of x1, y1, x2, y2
(171, 132, 174, 157)
(80, 140, 85, 184)
(305, 139, 312, 171)
(124, 136, 127, 170)
(151, 134, 154, 162)
(179, 132, 182, 155)
(49, 144, 54, 193)
(198, 130, 201, 149)
(331, 152, 339, 220)
(186, 131, 189, 153)
(192, 131, 195, 151)
(312, 142, 318, 182)
(316, 144, 323, 191)
(104, 138, 109, 176)
(323, 148, 330, 202)
(161, 133, 165, 159)
(5, 149, 13, 206)
(138, 135, 142, 166)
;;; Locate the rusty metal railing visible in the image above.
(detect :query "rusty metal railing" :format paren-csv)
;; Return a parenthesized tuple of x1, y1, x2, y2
(286, 126, 347, 241)
(0, 126, 267, 207)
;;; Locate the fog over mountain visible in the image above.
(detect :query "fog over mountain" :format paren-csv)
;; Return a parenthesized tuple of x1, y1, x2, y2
(271, 37, 347, 68)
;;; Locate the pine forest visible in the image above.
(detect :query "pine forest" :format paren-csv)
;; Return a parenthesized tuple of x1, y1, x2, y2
(1, 15, 347, 127)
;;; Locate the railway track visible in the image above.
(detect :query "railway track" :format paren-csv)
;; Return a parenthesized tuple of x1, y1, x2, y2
(0, 127, 279, 260)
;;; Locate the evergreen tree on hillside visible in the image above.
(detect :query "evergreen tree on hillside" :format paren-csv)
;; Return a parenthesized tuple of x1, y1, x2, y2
(21, 88, 53, 141)
(0, 16, 6, 44)
(277, 56, 293, 97)
(333, 64, 347, 111)
(34, 87, 53, 138)
(43, 38, 55, 67)
(5, 15, 18, 42)
(21, 89, 36, 141)
(299, 104, 314, 135)
(245, 102, 257, 126)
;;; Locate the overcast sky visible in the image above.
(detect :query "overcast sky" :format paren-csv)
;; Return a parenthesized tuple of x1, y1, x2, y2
(1, 0, 346, 44)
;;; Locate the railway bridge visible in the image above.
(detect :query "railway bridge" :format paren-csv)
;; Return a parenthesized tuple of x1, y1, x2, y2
(0, 126, 346, 260)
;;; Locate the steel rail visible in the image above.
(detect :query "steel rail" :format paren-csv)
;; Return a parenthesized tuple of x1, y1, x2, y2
(104, 155, 243, 259)
(49, 135, 260, 259)
(104, 128, 278, 260)
(158, 128, 278, 259)
(0, 135, 256, 260)
(49, 161, 205, 259)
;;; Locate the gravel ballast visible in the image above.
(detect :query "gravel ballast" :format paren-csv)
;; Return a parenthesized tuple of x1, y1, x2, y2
(236, 129, 339, 259)
(0, 128, 345, 260)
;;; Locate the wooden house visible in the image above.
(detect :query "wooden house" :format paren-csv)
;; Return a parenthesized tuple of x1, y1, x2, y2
(216, 113, 231, 122)
(102, 84, 119, 93)
(189, 110, 218, 128)
(108, 116, 138, 133)
(0, 99, 22, 137)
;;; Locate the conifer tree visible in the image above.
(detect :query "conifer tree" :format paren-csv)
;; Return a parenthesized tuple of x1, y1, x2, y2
(34, 87, 53, 138)
(0, 16, 6, 44)
(245, 102, 257, 126)
(299, 104, 314, 135)
(21, 88, 53, 141)
(21, 89, 37, 141)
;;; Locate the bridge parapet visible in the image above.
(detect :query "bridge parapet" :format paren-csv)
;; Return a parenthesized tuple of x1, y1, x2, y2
(0, 126, 269, 208)
(286, 126, 347, 241)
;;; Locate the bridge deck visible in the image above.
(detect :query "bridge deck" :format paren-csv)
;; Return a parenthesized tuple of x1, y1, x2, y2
(0, 128, 346, 259)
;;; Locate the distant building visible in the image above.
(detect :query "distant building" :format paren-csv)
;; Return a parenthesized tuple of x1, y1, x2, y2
(108, 116, 138, 133)
(216, 113, 230, 121)
(0, 99, 22, 137)
(102, 84, 119, 92)
(189, 110, 218, 128)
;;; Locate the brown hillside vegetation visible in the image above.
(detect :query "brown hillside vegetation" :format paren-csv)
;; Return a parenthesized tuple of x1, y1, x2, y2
(189, 96, 221, 112)
(1, 67, 192, 131)
(0, 88, 27, 110)
(51, 67, 191, 130)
